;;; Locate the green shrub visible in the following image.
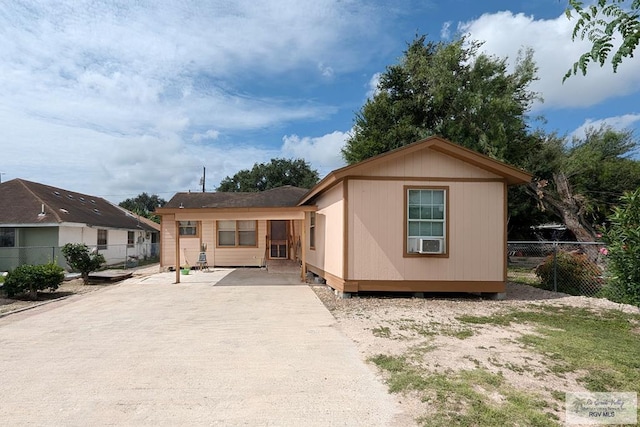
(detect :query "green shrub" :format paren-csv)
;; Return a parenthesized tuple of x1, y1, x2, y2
(601, 189, 640, 306)
(535, 250, 601, 296)
(3, 263, 65, 300)
(61, 243, 105, 285)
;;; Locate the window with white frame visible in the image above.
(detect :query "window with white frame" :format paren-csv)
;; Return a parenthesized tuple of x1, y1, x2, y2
(97, 229, 108, 250)
(217, 220, 257, 247)
(406, 188, 447, 255)
(0, 228, 16, 247)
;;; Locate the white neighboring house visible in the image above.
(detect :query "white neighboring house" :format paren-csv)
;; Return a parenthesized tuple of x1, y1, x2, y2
(0, 178, 160, 271)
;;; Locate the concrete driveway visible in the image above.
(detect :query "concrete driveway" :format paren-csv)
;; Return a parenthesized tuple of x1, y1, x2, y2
(0, 269, 403, 426)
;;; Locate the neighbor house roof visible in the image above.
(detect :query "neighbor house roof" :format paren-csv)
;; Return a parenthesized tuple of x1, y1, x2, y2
(298, 136, 533, 205)
(0, 179, 159, 232)
(162, 186, 310, 210)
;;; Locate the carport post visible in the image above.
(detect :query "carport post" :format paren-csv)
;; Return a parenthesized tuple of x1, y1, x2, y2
(175, 220, 180, 284)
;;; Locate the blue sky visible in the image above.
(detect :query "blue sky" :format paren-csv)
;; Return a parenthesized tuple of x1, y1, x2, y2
(1, 0, 639, 203)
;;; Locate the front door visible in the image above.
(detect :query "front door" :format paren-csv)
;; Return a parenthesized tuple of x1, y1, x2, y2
(269, 220, 288, 259)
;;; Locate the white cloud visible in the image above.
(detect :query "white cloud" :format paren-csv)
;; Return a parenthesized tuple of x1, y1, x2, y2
(192, 130, 220, 142)
(281, 131, 350, 177)
(0, 0, 386, 201)
(570, 114, 640, 140)
(366, 73, 382, 99)
(318, 63, 335, 78)
(440, 21, 452, 39)
(458, 11, 640, 110)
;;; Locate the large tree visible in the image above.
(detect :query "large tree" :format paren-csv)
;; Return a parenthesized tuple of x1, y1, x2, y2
(524, 126, 640, 241)
(342, 35, 540, 165)
(565, 0, 640, 79)
(118, 193, 166, 223)
(217, 158, 319, 192)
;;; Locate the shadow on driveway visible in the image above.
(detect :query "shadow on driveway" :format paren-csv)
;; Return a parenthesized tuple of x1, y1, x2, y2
(215, 268, 303, 286)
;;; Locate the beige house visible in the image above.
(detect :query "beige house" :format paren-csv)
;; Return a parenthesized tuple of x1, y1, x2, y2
(158, 136, 531, 297)
(156, 187, 313, 272)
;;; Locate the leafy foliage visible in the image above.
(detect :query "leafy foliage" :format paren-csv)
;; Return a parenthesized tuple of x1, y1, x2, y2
(535, 250, 602, 295)
(118, 193, 166, 223)
(342, 35, 540, 165)
(3, 263, 64, 300)
(522, 126, 640, 240)
(217, 158, 319, 192)
(565, 0, 640, 79)
(61, 243, 105, 285)
(601, 188, 640, 306)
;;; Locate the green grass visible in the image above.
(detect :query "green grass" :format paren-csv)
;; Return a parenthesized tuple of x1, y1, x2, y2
(458, 307, 640, 395)
(369, 354, 559, 426)
(371, 325, 391, 338)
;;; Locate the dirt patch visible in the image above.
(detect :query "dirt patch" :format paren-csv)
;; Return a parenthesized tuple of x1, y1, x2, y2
(312, 282, 639, 425)
(0, 279, 108, 316)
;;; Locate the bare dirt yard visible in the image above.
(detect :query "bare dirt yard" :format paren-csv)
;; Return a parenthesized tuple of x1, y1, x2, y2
(312, 282, 640, 426)
(0, 278, 104, 316)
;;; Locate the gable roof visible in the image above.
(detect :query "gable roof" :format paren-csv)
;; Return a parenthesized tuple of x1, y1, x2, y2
(162, 186, 309, 210)
(298, 136, 532, 205)
(0, 179, 159, 232)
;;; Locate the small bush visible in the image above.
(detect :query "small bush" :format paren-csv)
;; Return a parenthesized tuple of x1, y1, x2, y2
(3, 263, 65, 300)
(62, 243, 105, 285)
(535, 250, 601, 296)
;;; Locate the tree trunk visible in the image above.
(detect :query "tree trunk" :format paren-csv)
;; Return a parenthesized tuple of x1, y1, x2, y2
(82, 272, 89, 285)
(528, 172, 596, 242)
(29, 285, 38, 301)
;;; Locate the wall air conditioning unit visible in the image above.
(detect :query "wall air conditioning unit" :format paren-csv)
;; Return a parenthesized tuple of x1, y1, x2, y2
(418, 238, 444, 254)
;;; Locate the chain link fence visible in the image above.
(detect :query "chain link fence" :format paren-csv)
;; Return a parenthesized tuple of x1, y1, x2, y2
(507, 241, 623, 300)
(0, 243, 160, 272)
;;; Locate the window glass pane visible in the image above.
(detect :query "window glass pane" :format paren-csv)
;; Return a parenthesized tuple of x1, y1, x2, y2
(218, 220, 235, 231)
(433, 205, 444, 219)
(408, 206, 420, 220)
(218, 231, 235, 246)
(408, 190, 421, 204)
(238, 220, 255, 231)
(408, 222, 420, 236)
(310, 212, 315, 226)
(421, 190, 432, 204)
(419, 222, 432, 236)
(239, 231, 256, 246)
(0, 228, 16, 247)
(420, 207, 432, 219)
(433, 190, 444, 204)
(432, 222, 444, 236)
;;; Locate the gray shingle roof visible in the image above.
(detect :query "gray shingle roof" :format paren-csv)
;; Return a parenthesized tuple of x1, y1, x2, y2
(164, 186, 309, 209)
(0, 179, 159, 232)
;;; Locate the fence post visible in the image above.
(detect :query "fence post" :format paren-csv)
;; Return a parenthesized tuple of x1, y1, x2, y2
(124, 245, 128, 270)
(553, 243, 558, 293)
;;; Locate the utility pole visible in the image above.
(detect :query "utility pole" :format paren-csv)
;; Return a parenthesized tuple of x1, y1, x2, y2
(202, 166, 206, 192)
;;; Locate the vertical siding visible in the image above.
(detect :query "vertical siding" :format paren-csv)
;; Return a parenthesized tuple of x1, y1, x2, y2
(349, 179, 505, 282)
(363, 149, 500, 179)
(160, 214, 175, 267)
(306, 184, 344, 278)
(213, 220, 266, 267)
